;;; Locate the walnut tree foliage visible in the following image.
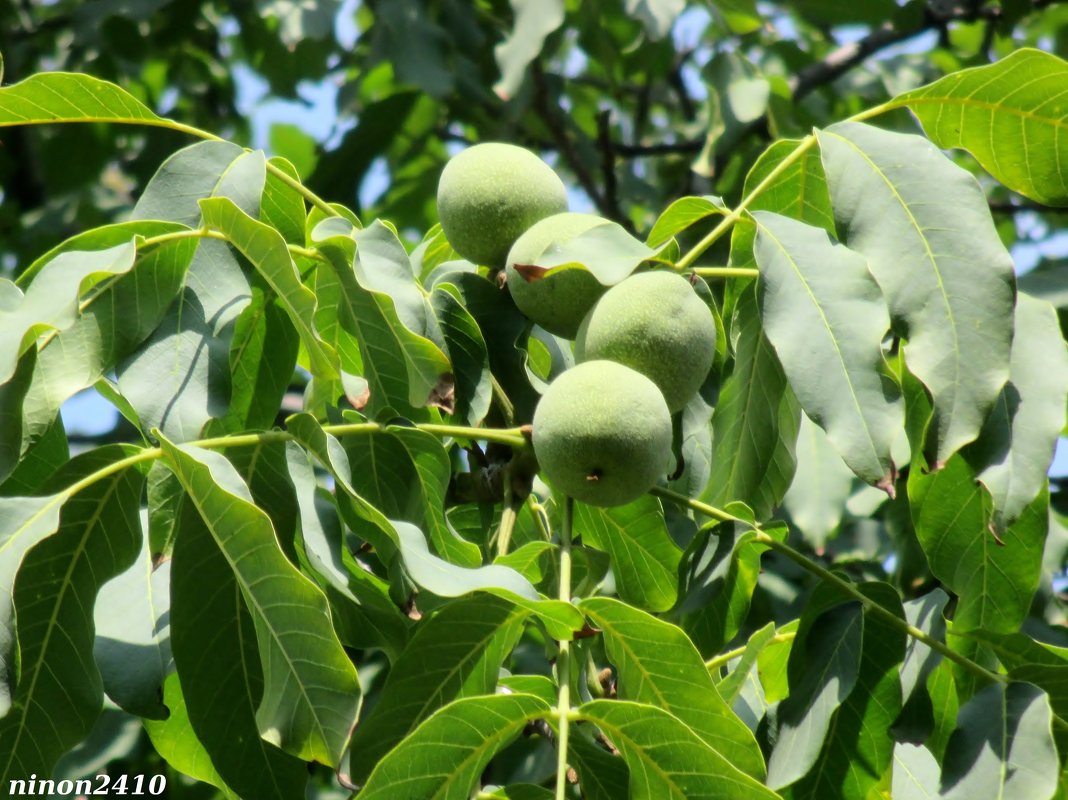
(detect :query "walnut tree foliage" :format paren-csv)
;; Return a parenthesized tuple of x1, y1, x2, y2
(2, 1, 1068, 799)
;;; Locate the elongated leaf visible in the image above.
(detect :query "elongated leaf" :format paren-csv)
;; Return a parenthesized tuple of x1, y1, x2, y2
(569, 729, 632, 800)
(754, 211, 902, 488)
(392, 520, 582, 639)
(679, 520, 782, 657)
(158, 435, 360, 765)
(348, 594, 527, 783)
(0, 242, 137, 384)
(573, 496, 681, 612)
(285, 443, 409, 658)
(200, 195, 340, 380)
(713, 622, 781, 703)
(342, 416, 480, 566)
(357, 694, 551, 800)
(791, 582, 905, 800)
(766, 600, 863, 789)
(0, 495, 66, 713)
(0, 72, 165, 128)
(940, 682, 1058, 800)
(706, 285, 800, 520)
(577, 700, 780, 799)
(93, 518, 172, 719)
(352, 221, 441, 343)
(647, 195, 728, 248)
(899, 589, 949, 707)
(211, 275, 300, 434)
(117, 143, 261, 441)
(0, 350, 40, 486)
(143, 673, 236, 797)
(261, 156, 307, 245)
(910, 457, 1046, 633)
(535, 221, 659, 286)
(581, 597, 765, 779)
(0, 447, 145, 784)
(818, 121, 1015, 466)
(966, 294, 1068, 530)
(431, 284, 492, 426)
(312, 220, 451, 415)
(892, 49, 1068, 206)
(494, 0, 565, 98)
(892, 743, 940, 799)
(20, 232, 194, 457)
(728, 138, 834, 281)
(169, 498, 307, 799)
(783, 413, 855, 548)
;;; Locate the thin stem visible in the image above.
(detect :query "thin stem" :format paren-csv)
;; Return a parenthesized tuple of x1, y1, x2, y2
(651, 487, 1007, 688)
(704, 631, 796, 672)
(263, 160, 337, 219)
(495, 465, 518, 558)
(555, 496, 575, 800)
(676, 135, 816, 270)
(490, 375, 516, 427)
(692, 266, 759, 279)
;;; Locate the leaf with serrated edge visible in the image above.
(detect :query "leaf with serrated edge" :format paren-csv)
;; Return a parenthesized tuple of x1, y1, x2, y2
(891, 49, 1068, 206)
(581, 597, 765, 779)
(348, 594, 527, 783)
(754, 211, 902, 488)
(356, 694, 552, 800)
(817, 121, 1015, 466)
(157, 434, 360, 765)
(577, 699, 779, 799)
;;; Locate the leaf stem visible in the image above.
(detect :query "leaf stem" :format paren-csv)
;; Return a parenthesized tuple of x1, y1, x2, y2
(555, 495, 575, 800)
(704, 632, 797, 672)
(651, 486, 1008, 688)
(691, 266, 760, 279)
(263, 160, 338, 219)
(676, 135, 816, 270)
(495, 465, 517, 558)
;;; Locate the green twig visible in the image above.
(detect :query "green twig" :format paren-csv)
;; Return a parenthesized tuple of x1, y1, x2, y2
(691, 266, 759, 279)
(704, 631, 796, 672)
(555, 496, 575, 800)
(676, 135, 816, 270)
(650, 486, 1008, 688)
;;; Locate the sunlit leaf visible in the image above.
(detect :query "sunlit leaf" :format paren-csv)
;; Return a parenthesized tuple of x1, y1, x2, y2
(892, 49, 1068, 206)
(818, 121, 1015, 466)
(348, 594, 527, 784)
(581, 597, 766, 779)
(356, 694, 552, 800)
(577, 699, 780, 799)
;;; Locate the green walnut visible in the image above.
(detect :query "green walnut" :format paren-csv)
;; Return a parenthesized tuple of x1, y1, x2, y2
(576, 271, 716, 413)
(436, 143, 568, 268)
(532, 360, 673, 507)
(505, 212, 609, 339)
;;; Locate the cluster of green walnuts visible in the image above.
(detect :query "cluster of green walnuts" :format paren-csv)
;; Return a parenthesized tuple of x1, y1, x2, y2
(437, 143, 717, 507)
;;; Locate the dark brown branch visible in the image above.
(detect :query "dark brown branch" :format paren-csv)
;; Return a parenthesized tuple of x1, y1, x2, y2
(989, 201, 1068, 214)
(531, 61, 625, 225)
(595, 109, 631, 231)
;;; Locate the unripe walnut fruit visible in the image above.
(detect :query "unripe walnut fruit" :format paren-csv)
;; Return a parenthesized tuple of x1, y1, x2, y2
(576, 271, 716, 412)
(436, 143, 568, 268)
(505, 212, 609, 339)
(532, 360, 673, 507)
